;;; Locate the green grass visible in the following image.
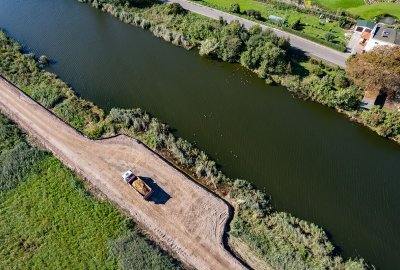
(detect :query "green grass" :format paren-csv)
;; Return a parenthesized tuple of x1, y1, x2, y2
(0, 157, 129, 269)
(348, 3, 400, 19)
(312, 0, 365, 10)
(199, 0, 347, 45)
(0, 113, 179, 270)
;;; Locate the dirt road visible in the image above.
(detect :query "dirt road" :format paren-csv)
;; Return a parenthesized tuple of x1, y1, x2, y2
(0, 76, 246, 270)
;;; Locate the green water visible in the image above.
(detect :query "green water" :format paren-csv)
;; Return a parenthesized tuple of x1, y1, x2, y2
(0, 0, 399, 268)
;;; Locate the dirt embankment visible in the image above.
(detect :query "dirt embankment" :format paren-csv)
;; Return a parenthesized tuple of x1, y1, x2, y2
(0, 76, 246, 270)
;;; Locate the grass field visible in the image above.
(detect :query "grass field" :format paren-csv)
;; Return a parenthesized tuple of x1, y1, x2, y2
(348, 3, 400, 19)
(312, 0, 365, 10)
(0, 113, 179, 270)
(200, 0, 346, 45)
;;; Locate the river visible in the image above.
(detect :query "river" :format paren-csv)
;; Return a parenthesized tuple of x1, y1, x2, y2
(0, 0, 399, 268)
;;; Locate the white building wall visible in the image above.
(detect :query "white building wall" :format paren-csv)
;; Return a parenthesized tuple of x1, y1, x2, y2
(364, 39, 396, 51)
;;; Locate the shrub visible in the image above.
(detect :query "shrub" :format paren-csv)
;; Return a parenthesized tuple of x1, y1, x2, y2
(246, 9, 262, 20)
(229, 3, 240, 14)
(360, 106, 386, 128)
(0, 114, 45, 194)
(31, 84, 67, 108)
(166, 3, 186, 15)
(38, 55, 49, 67)
(111, 232, 180, 270)
(325, 32, 335, 42)
(290, 19, 302, 30)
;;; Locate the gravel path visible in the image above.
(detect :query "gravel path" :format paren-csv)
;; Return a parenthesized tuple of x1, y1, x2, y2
(0, 76, 246, 270)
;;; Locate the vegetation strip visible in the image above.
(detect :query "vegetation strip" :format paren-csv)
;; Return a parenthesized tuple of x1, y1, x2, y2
(0, 113, 179, 270)
(3, 0, 399, 267)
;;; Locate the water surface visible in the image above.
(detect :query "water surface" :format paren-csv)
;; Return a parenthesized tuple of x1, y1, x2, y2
(1, 0, 399, 268)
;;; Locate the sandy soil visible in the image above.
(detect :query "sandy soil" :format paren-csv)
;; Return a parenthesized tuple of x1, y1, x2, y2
(0, 76, 246, 270)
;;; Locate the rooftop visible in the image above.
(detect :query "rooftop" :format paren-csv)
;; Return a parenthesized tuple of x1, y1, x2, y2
(372, 25, 400, 45)
(361, 32, 371, 40)
(357, 20, 376, 30)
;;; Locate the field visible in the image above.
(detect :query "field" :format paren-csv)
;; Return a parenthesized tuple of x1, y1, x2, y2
(0, 113, 178, 270)
(199, 0, 347, 46)
(313, 0, 400, 19)
(312, 0, 365, 10)
(348, 3, 400, 19)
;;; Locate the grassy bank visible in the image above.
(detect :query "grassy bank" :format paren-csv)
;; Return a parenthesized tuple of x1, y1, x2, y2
(0, 113, 179, 269)
(0, 4, 385, 268)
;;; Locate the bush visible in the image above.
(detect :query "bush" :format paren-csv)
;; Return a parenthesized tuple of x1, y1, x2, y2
(290, 19, 302, 30)
(38, 55, 49, 67)
(361, 108, 400, 138)
(229, 3, 240, 13)
(325, 32, 335, 42)
(111, 232, 180, 270)
(361, 106, 386, 128)
(31, 84, 67, 108)
(246, 9, 262, 20)
(166, 3, 186, 15)
(0, 114, 45, 194)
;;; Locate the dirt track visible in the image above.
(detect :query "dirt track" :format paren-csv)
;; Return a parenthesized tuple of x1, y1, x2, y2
(0, 76, 246, 270)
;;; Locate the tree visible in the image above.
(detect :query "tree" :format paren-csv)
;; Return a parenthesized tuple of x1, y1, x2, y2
(346, 46, 400, 99)
(166, 3, 186, 15)
(216, 20, 247, 62)
(246, 9, 262, 20)
(290, 19, 302, 30)
(229, 3, 240, 14)
(333, 69, 349, 88)
(199, 39, 219, 56)
(240, 30, 287, 77)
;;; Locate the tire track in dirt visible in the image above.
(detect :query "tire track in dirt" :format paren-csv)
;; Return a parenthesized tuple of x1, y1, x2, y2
(0, 76, 246, 270)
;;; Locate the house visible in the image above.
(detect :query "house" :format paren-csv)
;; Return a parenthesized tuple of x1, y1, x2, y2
(364, 24, 400, 51)
(347, 20, 376, 54)
(354, 20, 376, 33)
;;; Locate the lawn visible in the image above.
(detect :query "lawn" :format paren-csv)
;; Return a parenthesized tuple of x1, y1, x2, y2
(348, 3, 400, 19)
(312, 0, 365, 10)
(0, 113, 179, 270)
(199, 0, 347, 45)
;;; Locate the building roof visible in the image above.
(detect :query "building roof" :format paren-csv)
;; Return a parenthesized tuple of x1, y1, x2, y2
(372, 25, 400, 45)
(361, 32, 371, 40)
(396, 31, 400, 45)
(357, 20, 376, 29)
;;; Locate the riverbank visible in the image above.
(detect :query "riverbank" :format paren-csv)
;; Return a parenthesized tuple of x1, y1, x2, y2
(78, 0, 400, 146)
(0, 23, 372, 270)
(0, 75, 245, 270)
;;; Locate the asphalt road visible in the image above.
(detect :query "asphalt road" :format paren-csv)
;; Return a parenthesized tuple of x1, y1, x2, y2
(168, 0, 350, 67)
(0, 75, 246, 270)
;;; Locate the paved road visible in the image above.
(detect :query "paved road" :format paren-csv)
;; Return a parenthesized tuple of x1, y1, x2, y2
(0, 76, 246, 270)
(168, 0, 350, 67)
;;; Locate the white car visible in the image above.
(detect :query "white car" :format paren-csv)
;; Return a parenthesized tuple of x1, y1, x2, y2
(122, 170, 136, 183)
